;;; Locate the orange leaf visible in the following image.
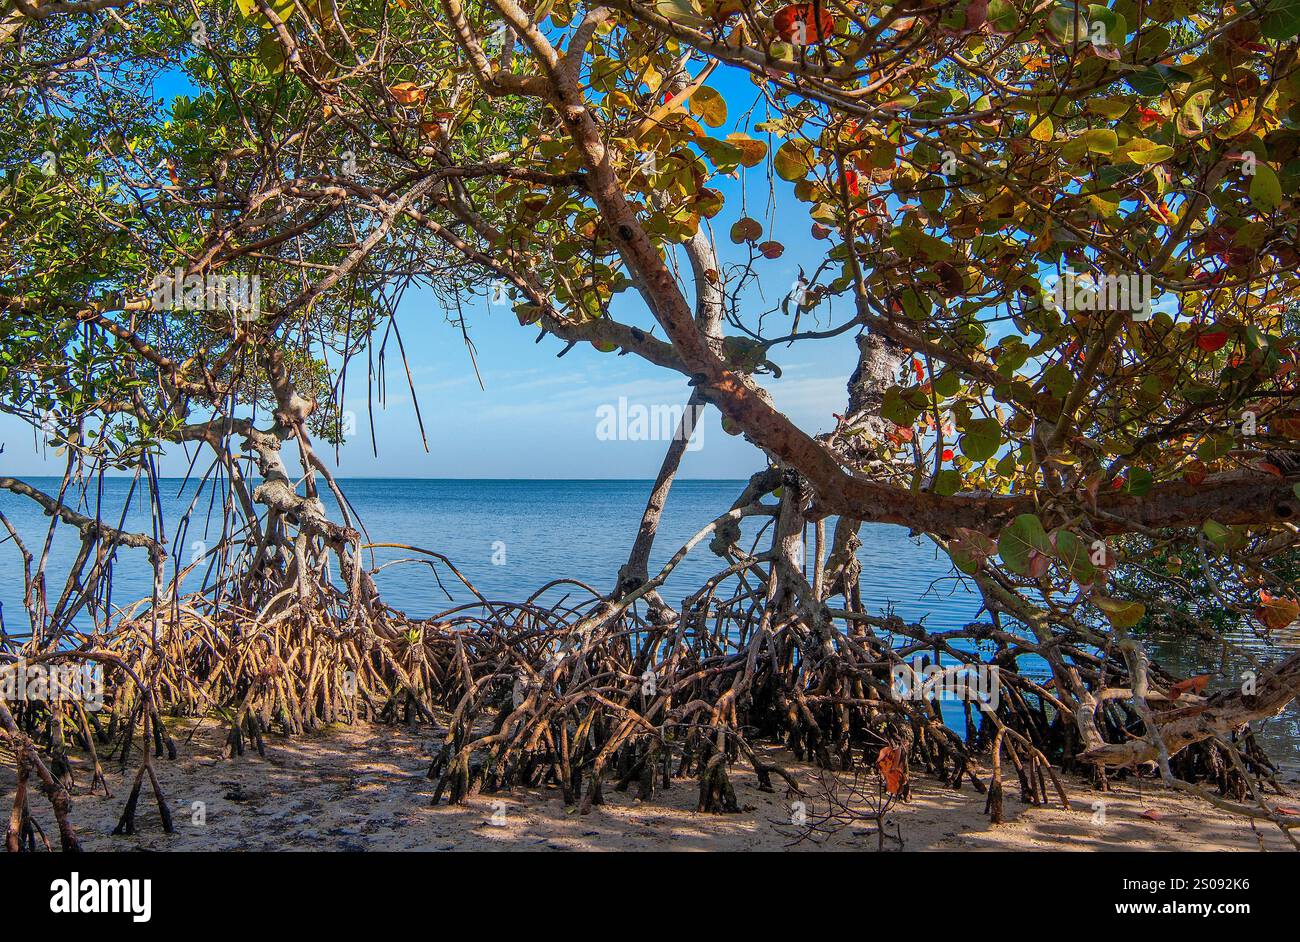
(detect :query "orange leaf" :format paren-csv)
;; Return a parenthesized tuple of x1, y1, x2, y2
(1140, 809, 1166, 821)
(388, 82, 425, 105)
(876, 744, 907, 796)
(1168, 675, 1209, 700)
(1255, 591, 1300, 631)
(1183, 461, 1207, 486)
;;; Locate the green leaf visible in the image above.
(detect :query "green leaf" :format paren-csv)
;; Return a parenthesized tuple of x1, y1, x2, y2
(933, 469, 961, 496)
(689, 85, 727, 128)
(1080, 129, 1118, 154)
(1249, 164, 1282, 213)
(890, 227, 953, 261)
(1197, 433, 1233, 461)
(654, 0, 707, 28)
(774, 140, 812, 181)
(881, 387, 919, 426)
(960, 417, 1002, 461)
(1120, 140, 1174, 165)
(241, 0, 295, 23)
(949, 527, 997, 575)
(987, 0, 1019, 31)
(1051, 529, 1096, 583)
(257, 35, 286, 74)
(1094, 595, 1145, 629)
(1087, 98, 1132, 119)
(695, 138, 742, 169)
(1126, 65, 1193, 97)
(998, 514, 1051, 575)
(933, 370, 961, 398)
(1202, 519, 1232, 547)
(1125, 467, 1153, 497)
(1262, 0, 1300, 40)
(1046, 5, 1087, 43)
(1178, 90, 1209, 137)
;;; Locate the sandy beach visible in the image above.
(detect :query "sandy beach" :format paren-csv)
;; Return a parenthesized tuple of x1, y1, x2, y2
(7, 719, 1293, 852)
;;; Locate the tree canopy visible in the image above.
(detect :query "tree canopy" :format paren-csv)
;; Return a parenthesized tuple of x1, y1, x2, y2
(4, 0, 1300, 846)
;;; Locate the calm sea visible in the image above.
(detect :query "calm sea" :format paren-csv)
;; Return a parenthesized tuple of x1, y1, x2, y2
(1, 477, 1295, 769)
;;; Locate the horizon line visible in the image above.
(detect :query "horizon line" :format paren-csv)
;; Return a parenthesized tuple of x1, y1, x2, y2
(3, 475, 755, 483)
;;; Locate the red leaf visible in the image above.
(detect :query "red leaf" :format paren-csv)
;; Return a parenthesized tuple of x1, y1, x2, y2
(773, 4, 836, 45)
(1135, 106, 1162, 126)
(1183, 461, 1207, 486)
(1196, 330, 1229, 352)
(1254, 460, 1284, 479)
(1140, 809, 1167, 821)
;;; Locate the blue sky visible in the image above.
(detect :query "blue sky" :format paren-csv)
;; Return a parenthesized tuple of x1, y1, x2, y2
(0, 276, 861, 478)
(0, 40, 864, 480)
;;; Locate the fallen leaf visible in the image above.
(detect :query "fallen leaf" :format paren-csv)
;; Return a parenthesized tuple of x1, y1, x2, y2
(876, 744, 907, 796)
(1168, 675, 1209, 700)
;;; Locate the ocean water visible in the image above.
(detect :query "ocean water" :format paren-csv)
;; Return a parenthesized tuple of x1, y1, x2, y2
(0, 478, 978, 625)
(1, 477, 1295, 768)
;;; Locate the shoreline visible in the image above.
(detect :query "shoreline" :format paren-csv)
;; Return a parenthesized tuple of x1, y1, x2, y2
(10, 720, 1295, 852)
